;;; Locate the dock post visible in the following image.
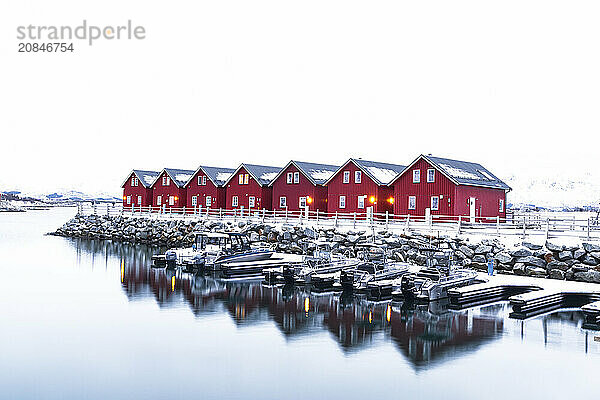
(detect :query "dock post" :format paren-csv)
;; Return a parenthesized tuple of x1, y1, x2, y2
(546, 218, 550, 240)
(457, 216, 461, 235)
(262, 208, 265, 223)
(522, 219, 526, 239)
(285, 208, 288, 223)
(386, 211, 389, 230)
(234, 208, 237, 222)
(496, 216, 500, 235)
(587, 217, 591, 240)
(316, 210, 319, 227)
(219, 208, 222, 220)
(406, 215, 410, 233)
(335, 212, 338, 227)
(353, 212, 356, 229)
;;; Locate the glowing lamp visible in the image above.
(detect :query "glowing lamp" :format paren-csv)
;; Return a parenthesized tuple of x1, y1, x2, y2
(122, 196, 126, 200)
(387, 197, 395, 204)
(386, 304, 392, 323)
(307, 196, 313, 204)
(174, 196, 178, 201)
(171, 276, 175, 292)
(304, 297, 310, 314)
(369, 196, 376, 204)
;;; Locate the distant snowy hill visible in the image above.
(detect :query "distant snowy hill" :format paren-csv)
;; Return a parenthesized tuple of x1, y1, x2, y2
(2, 189, 121, 203)
(505, 171, 600, 209)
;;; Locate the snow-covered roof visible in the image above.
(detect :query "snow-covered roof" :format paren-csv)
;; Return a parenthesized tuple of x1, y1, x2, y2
(121, 170, 160, 188)
(184, 165, 236, 187)
(352, 159, 406, 185)
(268, 160, 340, 186)
(164, 168, 195, 188)
(426, 156, 511, 190)
(225, 163, 282, 186)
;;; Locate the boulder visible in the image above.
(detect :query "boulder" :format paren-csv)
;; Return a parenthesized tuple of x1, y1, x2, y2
(526, 266, 547, 277)
(459, 245, 474, 259)
(557, 251, 573, 261)
(546, 260, 569, 272)
(582, 243, 600, 253)
(573, 249, 586, 260)
(571, 264, 589, 273)
(513, 263, 527, 276)
(494, 252, 513, 265)
(574, 270, 600, 283)
(455, 251, 467, 260)
(473, 255, 487, 264)
(511, 247, 532, 258)
(548, 269, 565, 280)
(522, 242, 543, 251)
(516, 256, 546, 268)
(474, 245, 493, 255)
(582, 255, 599, 266)
(590, 252, 600, 261)
(545, 241, 562, 252)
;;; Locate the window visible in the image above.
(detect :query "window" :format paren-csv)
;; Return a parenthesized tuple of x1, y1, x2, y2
(198, 176, 207, 186)
(355, 171, 362, 184)
(202, 176, 207, 185)
(408, 196, 416, 210)
(343, 171, 350, 183)
(157, 195, 162, 206)
(280, 196, 287, 207)
(232, 196, 238, 207)
(169, 196, 175, 206)
(249, 196, 255, 208)
(238, 174, 244, 185)
(131, 177, 137, 186)
(287, 172, 293, 184)
(357, 195, 365, 209)
(135, 178, 139, 186)
(137, 196, 142, 205)
(427, 169, 435, 183)
(126, 196, 131, 205)
(162, 176, 170, 186)
(339, 195, 346, 209)
(299, 197, 306, 208)
(293, 172, 299, 184)
(431, 196, 439, 210)
(206, 196, 212, 207)
(191, 196, 197, 206)
(499, 199, 504, 212)
(244, 174, 249, 185)
(412, 170, 420, 183)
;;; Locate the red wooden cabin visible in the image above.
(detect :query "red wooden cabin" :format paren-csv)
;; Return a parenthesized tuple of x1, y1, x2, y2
(269, 160, 339, 213)
(324, 158, 406, 215)
(151, 168, 194, 210)
(224, 164, 281, 210)
(389, 154, 511, 220)
(184, 165, 235, 210)
(121, 170, 159, 208)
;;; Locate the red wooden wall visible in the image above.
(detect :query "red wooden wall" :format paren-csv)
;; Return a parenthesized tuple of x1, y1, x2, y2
(225, 166, 272, 210)
(151, 171, 187, 209)
(185, 171, 227, 209)
(122, 173, 153, 207)
(271, 164, 328, 212)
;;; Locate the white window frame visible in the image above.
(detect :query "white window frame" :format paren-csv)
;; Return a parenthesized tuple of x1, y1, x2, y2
(131, 177, 137, 186)
(249, 196, 255, 208)
(299, 197, 306, 208)
(287, 173, 293, 184)
(206, 196, 212, 207)
(238, 174, 244, 185)
(408, 196, 416, 210)
(427, 169, 435, 183)
(169, 196, 175, 206)
(244, 174, 249, 185)
(156, 195, 162, 206)
(355, 171, 362, 184)
(126, 195, 131, 205)
(162, 176, 167, 186)
(137, 195, 142, 205)
(339, 195, 346, 209)
(499, 199, 504, 212)
(293, 172, 300, 184)
(280, 196, 287, 208)
(357, 195, 365, 209)
(202, 176, 207, 185)
(412, 170, 420, 183)
(191, 196, 197, 206)
(343, 171, 350, 184)
(232, 196, 238, 207)
(198, 176, 202, 186)
(431, 196, 439, 211)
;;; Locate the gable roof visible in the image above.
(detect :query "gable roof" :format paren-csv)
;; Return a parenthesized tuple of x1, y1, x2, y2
(225, 163, 282, 186)
(390, 154, 511, 190)
(121, 170, 160, 188)
(152, 168, 195, 188)
(185, 165, 236, 188)
(324, 158, 406, 186)
(268, 160, 340, 186)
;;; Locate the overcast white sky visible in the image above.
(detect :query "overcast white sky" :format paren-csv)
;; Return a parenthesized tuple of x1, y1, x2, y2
(1, 0, 599, 196)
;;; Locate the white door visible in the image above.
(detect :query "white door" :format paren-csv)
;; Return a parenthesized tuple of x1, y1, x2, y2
(469, 197, 476, 223)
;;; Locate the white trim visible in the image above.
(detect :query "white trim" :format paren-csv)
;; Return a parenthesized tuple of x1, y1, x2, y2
(339, 195, 346, 209)
(343, 171, 350, 184)
(412, 170, 420, 183)
(279, 196, 287, 208)
(355, 170, 362, 184)
(287, 172, 293, 184)
(427, 169, 435, 183)
(357, 195, 365, 209)
(232, 196, 238, 207)
(408, 196, 416, 210)
(431, 196, 439, 211)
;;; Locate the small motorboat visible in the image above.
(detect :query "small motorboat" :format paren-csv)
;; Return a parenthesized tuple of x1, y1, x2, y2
(396, 266, 479, 302)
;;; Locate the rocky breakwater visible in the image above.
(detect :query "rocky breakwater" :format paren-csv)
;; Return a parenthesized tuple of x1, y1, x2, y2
(51, 214, 600, 284)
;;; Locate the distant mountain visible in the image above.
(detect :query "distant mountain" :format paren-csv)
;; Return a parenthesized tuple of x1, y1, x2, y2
(2, 189, 121, 203)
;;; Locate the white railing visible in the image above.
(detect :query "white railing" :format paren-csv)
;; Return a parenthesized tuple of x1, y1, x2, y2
(76, 202, 600, 241)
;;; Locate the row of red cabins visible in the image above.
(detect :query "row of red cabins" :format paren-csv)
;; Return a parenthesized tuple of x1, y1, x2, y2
(121, 154, 511, 219)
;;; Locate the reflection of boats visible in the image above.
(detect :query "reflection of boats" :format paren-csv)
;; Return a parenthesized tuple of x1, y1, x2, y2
(396, 266, 479, 302)
(160, 232, 274, 269)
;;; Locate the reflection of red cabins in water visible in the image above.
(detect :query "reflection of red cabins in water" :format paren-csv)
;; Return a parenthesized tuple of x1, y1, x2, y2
(389, 309, 504, 368)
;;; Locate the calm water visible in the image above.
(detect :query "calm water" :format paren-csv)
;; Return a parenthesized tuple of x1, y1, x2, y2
(1, 209, 599, 400)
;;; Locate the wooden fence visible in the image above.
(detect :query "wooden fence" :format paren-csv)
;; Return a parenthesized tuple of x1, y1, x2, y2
(77, 203, 600, 241)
